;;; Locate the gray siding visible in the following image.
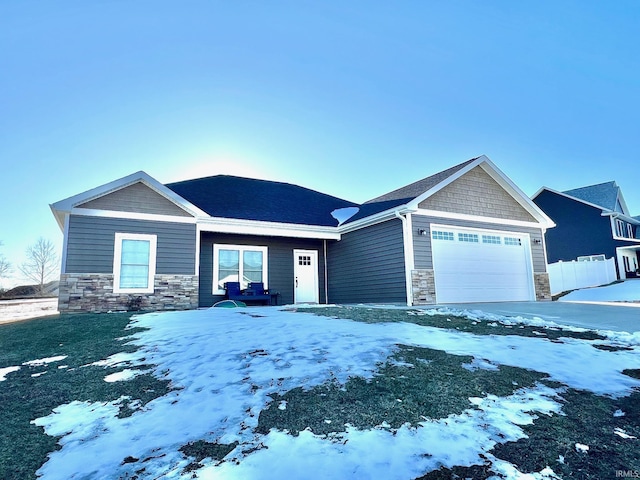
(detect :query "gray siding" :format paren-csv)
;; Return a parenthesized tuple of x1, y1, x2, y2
(199, 233, 326, 307)
(78, 182, 193, 217)
(412, 215, 547, 273)
(419, 166, 536, 222)
(65, 215, 196, 274)
(328, 219, 406, 304)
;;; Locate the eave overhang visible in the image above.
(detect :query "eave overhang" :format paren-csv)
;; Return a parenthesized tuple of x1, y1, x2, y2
(198, 216, 342, 240)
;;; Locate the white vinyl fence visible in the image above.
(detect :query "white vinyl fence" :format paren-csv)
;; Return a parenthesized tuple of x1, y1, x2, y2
(547, 257, 617, 295)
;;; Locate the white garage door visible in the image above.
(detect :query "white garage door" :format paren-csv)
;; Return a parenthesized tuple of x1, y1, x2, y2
(431, 226, 535, 303)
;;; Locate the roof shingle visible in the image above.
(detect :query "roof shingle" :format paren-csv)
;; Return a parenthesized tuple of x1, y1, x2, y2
(364, 158, 478, 204)
(166, 175, 357, 227)
(563, 181, 620, 211)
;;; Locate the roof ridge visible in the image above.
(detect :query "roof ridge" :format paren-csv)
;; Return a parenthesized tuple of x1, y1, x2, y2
(166, 175, 355, 203)
(563, 180, 617, 192)
(561, 181, 621, 212)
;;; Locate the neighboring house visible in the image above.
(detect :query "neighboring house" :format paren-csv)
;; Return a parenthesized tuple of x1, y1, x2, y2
(50, 155, 555, 313)
(532, 181, 640, 280)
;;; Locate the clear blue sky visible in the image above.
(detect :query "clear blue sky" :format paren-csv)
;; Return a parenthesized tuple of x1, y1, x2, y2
(1, 1, 639, 287)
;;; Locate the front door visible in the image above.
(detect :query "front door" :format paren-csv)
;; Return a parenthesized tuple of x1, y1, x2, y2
(294, 249, 319, 303)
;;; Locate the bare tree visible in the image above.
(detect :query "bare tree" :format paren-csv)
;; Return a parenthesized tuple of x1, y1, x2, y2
(0, 241, 10, 281)
(19, 237, 59, 296)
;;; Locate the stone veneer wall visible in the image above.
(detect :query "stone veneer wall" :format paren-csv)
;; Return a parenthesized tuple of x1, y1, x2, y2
(534, 272, 551, 301)
(411, 269, 436, 305)
(58, 274, 199, 313)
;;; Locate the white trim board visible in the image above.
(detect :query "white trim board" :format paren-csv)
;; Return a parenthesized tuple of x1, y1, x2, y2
(412, 209, 548, 229)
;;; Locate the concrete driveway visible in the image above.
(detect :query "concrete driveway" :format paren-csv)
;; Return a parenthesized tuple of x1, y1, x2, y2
(439, 301, 640, 333)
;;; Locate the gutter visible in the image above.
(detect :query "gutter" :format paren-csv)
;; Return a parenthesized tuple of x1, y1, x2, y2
(339, 204, 416, 234)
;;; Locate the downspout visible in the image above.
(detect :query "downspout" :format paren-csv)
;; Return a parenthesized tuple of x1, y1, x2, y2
(323, 239, 328, 304)
(394, 210, 414, 306)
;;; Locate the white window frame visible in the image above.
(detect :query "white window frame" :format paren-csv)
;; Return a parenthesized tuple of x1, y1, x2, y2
(627, 223, 634, 239)
(212, 244, 268, 295)
(577, 254, 606, 262)
(113, 233, 157, 294)
(616, 219, 626, 238)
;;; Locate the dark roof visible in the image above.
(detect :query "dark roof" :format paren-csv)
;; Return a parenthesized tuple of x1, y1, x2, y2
(563, 181, 620, 211)
(365, 157, 478, 204)
(166, 175, 357, 226)
(343, 197, 413, 224)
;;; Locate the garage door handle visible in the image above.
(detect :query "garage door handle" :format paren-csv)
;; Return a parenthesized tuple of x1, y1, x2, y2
(295, 277, 298, 288)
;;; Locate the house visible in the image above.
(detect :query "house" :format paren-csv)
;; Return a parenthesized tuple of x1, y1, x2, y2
(50, 155, 555, 313)
(532, 181, 640, 280)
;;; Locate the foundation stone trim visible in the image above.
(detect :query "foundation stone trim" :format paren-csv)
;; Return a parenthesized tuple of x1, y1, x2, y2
(534, 272, 551, 301)
(411, 269, 436, 305)
(58, 273, 199, 313)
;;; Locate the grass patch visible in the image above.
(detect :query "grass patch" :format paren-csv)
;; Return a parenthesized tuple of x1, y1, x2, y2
(273, 307, 640, 478)
(296, 306, 606, 342)
(491, 389, 640, 479)
(179, 440, 239, 473)
(4, 306, 638, 478)
(623, 369, 640, 380)
(257, 345, 548, 436)
(0, 313, 171, 480)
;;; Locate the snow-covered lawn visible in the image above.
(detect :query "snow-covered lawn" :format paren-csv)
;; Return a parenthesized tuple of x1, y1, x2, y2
(21, 307, 640, 479)
(560, 279, 640, 303)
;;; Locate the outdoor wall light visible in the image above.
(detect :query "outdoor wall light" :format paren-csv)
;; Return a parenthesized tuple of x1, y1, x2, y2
(532, 238, 542, 245)
(417, 229, 428, 236)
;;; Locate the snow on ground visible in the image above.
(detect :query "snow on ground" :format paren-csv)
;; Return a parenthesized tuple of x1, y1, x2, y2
(0, 298, 58, 323)
(1, 355, 69, 382)
(22, 355, 68, 367)
(0, 366, 20, 381)
(32, 307, 640, 479)
(560, 279, 640, 303)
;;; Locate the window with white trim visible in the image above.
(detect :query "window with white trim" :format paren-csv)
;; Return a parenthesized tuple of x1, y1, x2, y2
(113, 233, 157, 294)
(616, 219, 626, 238)
(577, 255, 605, 262)
(213, 244, 268, 293)
(504, 237, 522, 246)
(627, 223, 634, 239)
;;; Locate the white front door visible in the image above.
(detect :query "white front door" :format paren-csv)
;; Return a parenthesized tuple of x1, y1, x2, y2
(294, 249, 319, 303)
